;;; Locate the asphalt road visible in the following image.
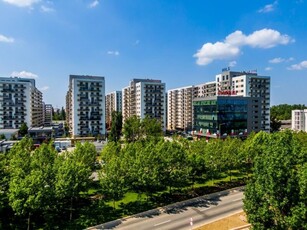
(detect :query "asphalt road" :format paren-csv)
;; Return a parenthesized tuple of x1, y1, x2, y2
(89, 188, 244, 230)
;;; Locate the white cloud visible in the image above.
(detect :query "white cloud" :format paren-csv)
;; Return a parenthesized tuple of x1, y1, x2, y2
(269, 57, 285, 63)
(265, 67, 273, 71)
(194, 28, 293, 66)
(10, 70, 38, 78)
(258, 1, 278, 13)
(107, 51, 120, 56)
(269, 57, 294, 63)
(89, 0, 99, 8)
(41, 5, 54, 12)
(244, 29, 293, 48)
(228, 61, 237, 67)
(39, 86, 49, 91)
(288, 61, 307, 70)
(0, 34, 14, 43)
(194, 42, 240, 65)
(2, 0, 40, 7)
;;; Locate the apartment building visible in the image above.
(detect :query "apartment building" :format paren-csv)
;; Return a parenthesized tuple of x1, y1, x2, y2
(43, 103, 53, 126)
(0, 77, 43, 129)
(167, 86, 193, 131)
(122, 79, 166, 130)
(105, 91, 122, 128)
(66, 75, 105, 137)
(291, 109, 307, 132)
(167, 81, 217, 131)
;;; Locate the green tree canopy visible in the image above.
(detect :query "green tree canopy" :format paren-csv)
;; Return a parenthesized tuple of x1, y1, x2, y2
(123, 115, 162, 142)
(244, 130, 307, 229)
(271, 104, 307, 120)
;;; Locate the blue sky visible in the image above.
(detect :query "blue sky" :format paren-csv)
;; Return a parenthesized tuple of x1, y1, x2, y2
(0, 0, 306, 107)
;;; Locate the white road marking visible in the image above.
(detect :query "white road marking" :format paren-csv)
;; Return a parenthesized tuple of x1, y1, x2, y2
(199, 207, 211, 211)
(232, 198, 242, 202)
(153, 219, 171, 227)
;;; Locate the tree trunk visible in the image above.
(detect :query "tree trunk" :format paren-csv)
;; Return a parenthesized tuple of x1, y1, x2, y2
(27, 212, 31, 230)
(70, 197, 73, 221)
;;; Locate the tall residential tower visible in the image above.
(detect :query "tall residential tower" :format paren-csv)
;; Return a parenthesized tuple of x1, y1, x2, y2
(122, 79, 166, 130)
(0, 77, 43, 129)
(66, 75, 105, 137)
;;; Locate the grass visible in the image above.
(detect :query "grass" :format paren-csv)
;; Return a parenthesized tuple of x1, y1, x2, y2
(88, 170, 248, 212)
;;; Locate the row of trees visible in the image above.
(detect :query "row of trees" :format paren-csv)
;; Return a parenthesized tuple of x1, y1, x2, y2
(0, 137, 97, 229)
(271, 104, 307, 120)
(1, 123, 306, 229)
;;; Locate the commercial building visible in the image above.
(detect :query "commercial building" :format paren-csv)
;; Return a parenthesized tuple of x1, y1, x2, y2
(66, 75, 105, 137)
(291, 109, 307, 132)
(216, 70, 270, 132)
(167, 69, 270, 134)
(0, 77, 44, 129)
(193, 96, 260, 136)
(122, 79, 166, 130)
(105, 91, 122, 128)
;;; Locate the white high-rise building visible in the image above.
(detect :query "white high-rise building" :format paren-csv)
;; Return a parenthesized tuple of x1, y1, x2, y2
(105, 91, 122, 128)
(66, 75, 105, 137)
(167, 86, 193, 131)
(122, 79, 166, 130)
(0, 77, 43, 129)
(167, 82, 217, 131)
(292, 109, 307, 132)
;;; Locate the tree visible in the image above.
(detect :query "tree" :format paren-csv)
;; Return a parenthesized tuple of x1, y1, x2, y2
(270, 116, 282, 132)
(55, 142, 96, 221)
(19, 122, 28, 137)
(8, 138, 57, 230)
(271, 104, 307, 120)
(123, 115, 141, 142)
(244, 131, 307, 229)
(141, 115, 163, 139)
(0, 153, 9, 215)
(0, 134, 5, 140)
(99, 145, 127, 208)
(108, 111, 123, 142)
(123, 115, 162, 142)
(158, 141, 190, 193)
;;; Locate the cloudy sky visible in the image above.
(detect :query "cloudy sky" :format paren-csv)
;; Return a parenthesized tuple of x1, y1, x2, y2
(0, 0, 306, 107)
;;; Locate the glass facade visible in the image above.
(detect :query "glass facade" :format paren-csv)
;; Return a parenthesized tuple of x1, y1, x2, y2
(193, 98, 248, 135)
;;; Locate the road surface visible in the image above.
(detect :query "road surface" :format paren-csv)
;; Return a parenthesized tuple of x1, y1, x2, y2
(89, 188, 244, 230)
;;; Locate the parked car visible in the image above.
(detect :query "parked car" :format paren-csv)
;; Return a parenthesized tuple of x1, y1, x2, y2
(61, 146, 67, 150)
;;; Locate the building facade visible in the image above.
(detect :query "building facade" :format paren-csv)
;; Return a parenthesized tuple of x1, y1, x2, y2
(167, 86, 193, 131)
(43, 103, 53, 126)
(105, 91, 122, 128)
(193, 96, 260, 135)
(216, 70, 270, 132)
(66, 75, 105, 137)
(0, 77, 43, 129)
(122, 79, 166, 130)
(291, 109, 307, 132)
